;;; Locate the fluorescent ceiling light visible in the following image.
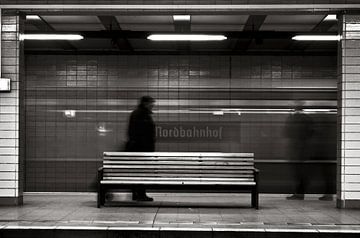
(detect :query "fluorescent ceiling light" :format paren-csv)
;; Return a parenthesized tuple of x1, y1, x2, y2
(292, 35, 341, 41)
(324, 14, 337, 21)
(20, 34, 84, 40)
(26, 15, 41, 20)
(147, 34, 227, 41)
(213, 111, 224, 116)
(173, 15, 191, 21)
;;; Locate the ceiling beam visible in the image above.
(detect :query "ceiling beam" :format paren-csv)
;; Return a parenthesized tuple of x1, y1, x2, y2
(2, 4, 360, 14)
(97, 15, 133, 51)
(174, 17, 191, 52)
(233, 15, 267, 52)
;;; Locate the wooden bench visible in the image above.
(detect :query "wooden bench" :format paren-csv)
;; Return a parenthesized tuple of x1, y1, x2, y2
(97, 152, 259, 209)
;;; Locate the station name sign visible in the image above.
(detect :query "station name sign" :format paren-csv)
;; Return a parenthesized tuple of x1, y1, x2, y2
(156, 125, 224, 140)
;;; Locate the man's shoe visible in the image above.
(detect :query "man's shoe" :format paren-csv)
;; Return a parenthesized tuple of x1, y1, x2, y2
(137, 195, 154, 202)
(132, 193, 138, 201)
(319, 195, 333, 201)
(286, 194, 304, 200)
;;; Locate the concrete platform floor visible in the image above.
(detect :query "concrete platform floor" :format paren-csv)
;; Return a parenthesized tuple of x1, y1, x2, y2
(0, 193, 360, 234)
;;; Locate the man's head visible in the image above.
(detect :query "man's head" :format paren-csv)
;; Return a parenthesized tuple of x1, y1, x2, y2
(139, 96, 155, 111)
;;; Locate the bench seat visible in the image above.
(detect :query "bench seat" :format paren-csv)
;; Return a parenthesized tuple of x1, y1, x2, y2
(97, 152, 259, 208)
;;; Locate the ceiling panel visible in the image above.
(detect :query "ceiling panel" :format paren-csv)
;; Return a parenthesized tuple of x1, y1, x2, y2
(191, 24, 245, 31)
(263, 15, 325, 24)
(42, 16, 102, 24)
(116, 15, 173, 24)
(261, 24, 317, 32)
(49, 24, 105, 31)
(261, 15, 325, 31)
(191, 15, 248, 24)
(120, 24, 174, 31)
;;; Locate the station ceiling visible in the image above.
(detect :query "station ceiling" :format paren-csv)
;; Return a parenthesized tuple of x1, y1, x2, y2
(24, 14, 338, 55)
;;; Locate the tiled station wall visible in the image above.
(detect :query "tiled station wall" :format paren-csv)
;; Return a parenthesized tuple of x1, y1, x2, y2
(0, 15, 24, 200)
(2, 0, 357, 4)
(25, 55, 337, 192)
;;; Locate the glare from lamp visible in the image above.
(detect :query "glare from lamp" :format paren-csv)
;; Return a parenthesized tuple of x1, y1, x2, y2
(173, 15, 191, 21)
(26, 15, 41, 20)
(213, 111, 224, 116)
(64, 110, 76, 118)
(324, 14, 337, 21)
(147, 34, 227, 41)
(20, 34, 84, 41)
(292, 35, 341, 41)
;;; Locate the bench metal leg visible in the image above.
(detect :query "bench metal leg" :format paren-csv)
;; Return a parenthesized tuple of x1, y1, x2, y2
(251, 187, 259, 209)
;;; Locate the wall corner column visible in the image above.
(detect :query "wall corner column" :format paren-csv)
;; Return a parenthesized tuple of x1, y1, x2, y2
(0, 10, 25, 206)
(337, 14, 360, 209)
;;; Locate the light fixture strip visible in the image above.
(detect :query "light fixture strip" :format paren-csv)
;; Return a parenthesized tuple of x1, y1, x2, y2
(148, 34, 227, 41)
(173, 15, 191, 21)
(20, 34, 84, 40)
(292, 35, 341, 41)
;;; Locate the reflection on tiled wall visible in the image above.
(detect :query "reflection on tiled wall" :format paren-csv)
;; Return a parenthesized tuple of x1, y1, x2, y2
(25, 55, 337, 192)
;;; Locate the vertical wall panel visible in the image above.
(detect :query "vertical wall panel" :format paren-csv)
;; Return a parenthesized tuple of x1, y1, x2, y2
(337, 14, 360, 208)
(0, 14, 24, 205)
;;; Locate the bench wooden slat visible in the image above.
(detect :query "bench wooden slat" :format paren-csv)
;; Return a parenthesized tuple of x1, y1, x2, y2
(103, 173, 254, 178)
(103, 161, 254, 166)
(104, 152, 254, 158)
(101, 180, 256, 185)
(104, 157, 254, 162)
(103, 169, 254, 174)
(103, 165, 255, 170)
(103, 177, 254, 181)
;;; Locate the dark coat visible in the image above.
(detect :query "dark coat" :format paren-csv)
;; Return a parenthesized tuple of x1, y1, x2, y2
(126, 105, 156, 152)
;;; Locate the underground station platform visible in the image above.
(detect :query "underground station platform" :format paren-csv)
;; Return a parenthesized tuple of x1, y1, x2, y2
(0, 193, 359, 238)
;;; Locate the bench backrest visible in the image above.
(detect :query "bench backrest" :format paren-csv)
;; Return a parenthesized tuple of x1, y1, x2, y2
(102, 152, 255, 183)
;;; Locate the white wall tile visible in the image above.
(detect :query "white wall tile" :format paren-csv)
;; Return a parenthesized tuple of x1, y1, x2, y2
(0, 189, 15, 197)
(344, 158, 360, 166)
(0, 164, 16, 172)
(0, 181, 16, 189)
(0, 147, 17, 155)
(343, 183, 360, 191)
(0, 172, 16, 180)
(344, 191, 360, 199)
(344, 149, 360, 157)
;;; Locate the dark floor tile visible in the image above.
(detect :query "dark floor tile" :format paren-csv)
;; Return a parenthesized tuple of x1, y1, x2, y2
(108, 230, 159, 238)
(2, 229, 54, 238)
(159, 230, 212, 238)
(318, 233, 360, 238)
(54, 229, 107, 238)
(265, 232, 319, 238)
(213, 231, 266, 238)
